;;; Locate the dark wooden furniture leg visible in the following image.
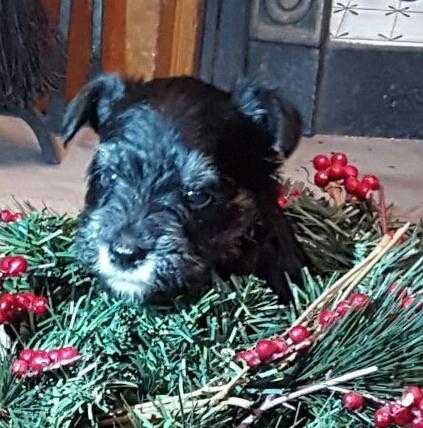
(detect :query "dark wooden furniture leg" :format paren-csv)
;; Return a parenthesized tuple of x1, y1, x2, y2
(0, 105, 63, 164)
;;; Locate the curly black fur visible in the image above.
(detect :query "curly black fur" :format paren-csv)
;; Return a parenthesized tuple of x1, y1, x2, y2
(63, 74, 307, 303)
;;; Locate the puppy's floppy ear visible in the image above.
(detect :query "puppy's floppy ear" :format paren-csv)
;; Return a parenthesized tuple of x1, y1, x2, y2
(231, 80, 302, 158)
(62, 73, 125, 145)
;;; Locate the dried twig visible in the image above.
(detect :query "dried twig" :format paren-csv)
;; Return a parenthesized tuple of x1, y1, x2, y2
(290, 222, 409, 328)
(236, 366, 379, 427)
(328, 385, 386, 406)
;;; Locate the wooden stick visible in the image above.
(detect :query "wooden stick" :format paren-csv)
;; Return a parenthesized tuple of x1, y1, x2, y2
(327, 385, 386, 405)
(236, 366, 378, 427)
(290, 223, 409, 329)
(101, 368, 249, 425)
(339, 223, 410, 301)
(288, 237, 389, 329)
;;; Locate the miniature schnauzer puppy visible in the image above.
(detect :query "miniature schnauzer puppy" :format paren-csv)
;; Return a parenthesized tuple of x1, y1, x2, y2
(63, 74, 307, 303)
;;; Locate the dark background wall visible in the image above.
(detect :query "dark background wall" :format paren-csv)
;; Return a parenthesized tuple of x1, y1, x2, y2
(198, 0, 423, 139)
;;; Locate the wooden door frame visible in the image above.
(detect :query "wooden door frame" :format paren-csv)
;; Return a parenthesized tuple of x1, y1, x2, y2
(41, 0, 205, 94)
(102, 0, 204, 79)
(156, 0, 204, 78)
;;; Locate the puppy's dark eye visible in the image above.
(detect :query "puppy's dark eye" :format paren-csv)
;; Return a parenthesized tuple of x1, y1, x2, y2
(185, 190, 213, 210)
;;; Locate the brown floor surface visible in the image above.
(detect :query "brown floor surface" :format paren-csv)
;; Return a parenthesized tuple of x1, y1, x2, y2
(0, 115, 422, 221)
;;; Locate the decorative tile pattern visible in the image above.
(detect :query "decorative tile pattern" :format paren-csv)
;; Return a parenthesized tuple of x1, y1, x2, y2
(330, 0, 423, 45)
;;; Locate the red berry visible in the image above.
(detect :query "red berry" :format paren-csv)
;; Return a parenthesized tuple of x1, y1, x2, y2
(331, 153, 348, 167)
(314, 171, 330, 188)
(349, 293, 369, 309)
(31, 351, 51, 366)
(272, 338, 288, 354)
(355, 182, 372, 201)
(48, 349, 61, 363)
(15, 292, 35, 309)
(0, 210, 23, 223)
(7, 305, 24, 322)
(416, 398, 423, 412)
(312, 154, 331, 171)
(290, 189, 302, 199)
(0, 256, 28, 276)
(5, 256, 28, 276)
(343, 164, 359, 178)
(344, 176, 360, 194)
(400, 293, 414, 309)
(342, 392, 365, 411)
(255, 339, 278, 362)
(236, 350, 261, 367)
(289, 325, 311, 343)
(335, 300, 350, 318)
(11, 212, 24, 222)
(390, 403, 413, 426)
(402, 385, 423, 407)
(362, 174, 380, 191)
(31, 296, 48, 316)
(57, 346, 79, 361)
(28, 351, 50, 373)
(277, 195, 289, 209)
(11, 359, 28, 377)
(19, 348, 35, 362)
(0, 257, 11, 273)
(0, 209, 16, 223)
(327, 164, 345, 181)
(374, 406, 393, 427)
(0, 309, 8, 323)
(318, 310, 338, 328)
(298, 344, 310, 355)
(0, 293, 16, 312)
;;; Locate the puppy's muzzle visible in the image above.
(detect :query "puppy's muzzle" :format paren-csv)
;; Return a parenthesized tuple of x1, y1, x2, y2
(109, 233, 149, 268)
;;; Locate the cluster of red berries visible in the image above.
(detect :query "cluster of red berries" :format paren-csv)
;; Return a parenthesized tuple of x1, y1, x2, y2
(0, 292, 48, 323)
(318, 292, 370, 328)
(0, 209, 23, 223)
(374, 385, 423, 427)
(312, 152, 380, 201)
(12, 346, 80, 377)
(342, 386, 423, 427)
(236, 325, 311, 368)
(0, 255, 28, 277)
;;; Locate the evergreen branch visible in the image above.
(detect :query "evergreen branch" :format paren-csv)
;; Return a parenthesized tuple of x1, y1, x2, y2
(0, 197, 420, 427)
(339, 223, 410, 301)
(236, 366, 378, 427)
(99, 225, 412, 426)
(289, 222, 409, 329)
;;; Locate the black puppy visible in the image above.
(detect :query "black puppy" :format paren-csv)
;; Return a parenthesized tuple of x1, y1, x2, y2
(63, 74, 307, 302)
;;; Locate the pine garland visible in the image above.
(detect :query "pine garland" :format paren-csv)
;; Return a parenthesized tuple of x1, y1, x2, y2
(0, 194, 422, 427)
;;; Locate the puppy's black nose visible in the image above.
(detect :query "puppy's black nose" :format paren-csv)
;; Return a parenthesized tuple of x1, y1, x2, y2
(109, 235, 147, 265)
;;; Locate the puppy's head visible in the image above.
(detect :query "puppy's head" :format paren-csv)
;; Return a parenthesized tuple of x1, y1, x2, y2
(64, 74, 301, 301)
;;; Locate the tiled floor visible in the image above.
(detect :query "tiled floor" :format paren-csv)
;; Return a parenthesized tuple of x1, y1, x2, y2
(0, 115, 422, 222)
(330, 0, 423, 45)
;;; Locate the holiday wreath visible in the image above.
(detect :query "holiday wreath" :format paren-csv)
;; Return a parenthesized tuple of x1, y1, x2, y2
(0, 153, 422, 427)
